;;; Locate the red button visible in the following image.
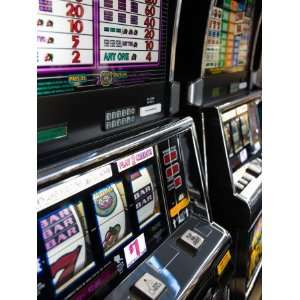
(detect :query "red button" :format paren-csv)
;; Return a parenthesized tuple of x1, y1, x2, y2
(166, 166, 173, 178)
(174, 176, 182, 189)
(172, 163, 180, 175)
(170, 150, 177, 161)
(163, 153, 171, 165)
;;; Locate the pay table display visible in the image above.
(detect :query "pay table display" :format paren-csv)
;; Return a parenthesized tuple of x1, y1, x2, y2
(37, 125, 201, 300)
(37, 0, 167, 96)
(222, 100, 261, 171)
(204, 0, 255, 75)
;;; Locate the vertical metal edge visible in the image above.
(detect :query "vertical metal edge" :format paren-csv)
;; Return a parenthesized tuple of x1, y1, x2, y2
(250, 14, 262, 89)
(187, 0, 214, 106)
(169, 0, 183, 83)
(217, 107, 236, 192)
(201, 112, 209, 193)
(154, 144, 173, 233)
(187, 78, 204, 106)
(190, 120, 212, 223)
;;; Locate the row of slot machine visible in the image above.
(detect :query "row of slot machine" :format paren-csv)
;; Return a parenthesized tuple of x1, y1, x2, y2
(37, 0, 262, 299)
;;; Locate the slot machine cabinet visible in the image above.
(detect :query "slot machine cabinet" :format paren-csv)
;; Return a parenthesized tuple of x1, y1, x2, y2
(37, 0, 182, 161)
(174, 0, 262, 107)
(37, 117, 233, 300)
(195, 92, 262, 299)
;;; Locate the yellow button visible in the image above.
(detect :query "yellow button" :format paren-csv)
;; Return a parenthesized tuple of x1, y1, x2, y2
(170, 197, 190, 218)
(217, 250, 231, 276)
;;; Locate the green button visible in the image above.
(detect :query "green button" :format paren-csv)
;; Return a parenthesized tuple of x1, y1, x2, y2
(38, 125, 67, 144)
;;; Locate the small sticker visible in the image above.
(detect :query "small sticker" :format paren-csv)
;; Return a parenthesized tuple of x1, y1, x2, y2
(140, 103, 162, 117)
(239, 82, 248, 90)
(240, 148, 248, 163)
(217, 250, 231, 276)
(134, 273, 166, 300)
(180, 229, 204, 250)
(117, 147, 154, 172)
(124, 233, 147, 268)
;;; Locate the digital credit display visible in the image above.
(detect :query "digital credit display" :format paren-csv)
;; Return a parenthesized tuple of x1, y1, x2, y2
(37, 0, 167, 96)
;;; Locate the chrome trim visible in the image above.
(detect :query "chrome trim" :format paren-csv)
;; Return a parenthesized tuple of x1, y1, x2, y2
(248, 210, 262, 232)
(201, 112, 209, 194)
(187, 78, 204, 106)
(245, 260, 262, 299)
(178, 222, 230, 299)
(154, 144, 174, 233)
(216, 107, 236, 192)
(217, 91, 262, 113)
(235, 182, 262, 214)
(169, 0, 183, 83)
(190, 120, 211, 222)
(250, 14, 262, 73)
(38, 117, 195, 186)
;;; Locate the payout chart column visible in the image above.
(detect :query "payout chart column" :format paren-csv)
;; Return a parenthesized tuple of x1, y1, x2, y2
(99, 0, 161, 66)
(37, 0, 95, 71)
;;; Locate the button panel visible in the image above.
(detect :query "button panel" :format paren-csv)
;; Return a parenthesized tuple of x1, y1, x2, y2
(234, 158, 262, 194)
(158, 137, 190, 231)
(105, 107, 136, 130)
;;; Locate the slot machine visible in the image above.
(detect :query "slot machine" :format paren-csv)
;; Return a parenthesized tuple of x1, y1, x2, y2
(194, 92, 262, 299)
(37, 0, 182, 162)
(37, 117, 233, 300)
(175, 0, 262, 107)
(37, 1, 235, 299)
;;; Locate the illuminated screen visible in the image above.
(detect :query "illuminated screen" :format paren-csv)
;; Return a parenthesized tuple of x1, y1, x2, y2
(37, 0, 168, 96)
(247, 216, 262, 282)
(239, 112, 250, 145)
(231, 118, 243, 153)
(38, 201, 96, 295)
(248, 102, 261, 150)
(130, 165, 161, 229)
(203, 0, 255, 75)
(92, 181, 133, 256)
(224, 122, 234, 157)
(222, 102, 261, 170)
